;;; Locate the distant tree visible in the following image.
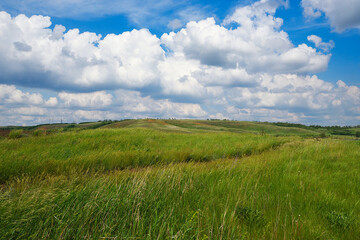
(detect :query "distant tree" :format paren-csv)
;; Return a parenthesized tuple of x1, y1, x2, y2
(319, 132, 326, 138)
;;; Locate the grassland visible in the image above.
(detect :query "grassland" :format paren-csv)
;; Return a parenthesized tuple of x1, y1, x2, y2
(0, 119, 359, 239)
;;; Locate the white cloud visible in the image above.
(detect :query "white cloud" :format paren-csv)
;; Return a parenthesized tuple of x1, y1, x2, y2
(332, 99, 341, 106)
(0, 0, 359, 126)
(168, 19, 183, 30)
(10, 106, 46, 115)
(222, 74, 360, 123)
(45, 97, 58, 107)
(0, 5, 330, 95)
(302, 0, 360, 32)
(307, 35, 334, 52)
(73, 110, 119, 120)
(227, 74, 336, 110)
(115, 89, 207, 118)
(162, 15, 330, 74)
(0, 84, 43, 105)
(0, 11, 164, 91)
(225, 106, 304, 123)
(157, 56, 206, 100)
(97, 29, 164, 88)
(194, 67, 257, 87)
(50, 24, 66, 40)
(59, 91, 113, 108)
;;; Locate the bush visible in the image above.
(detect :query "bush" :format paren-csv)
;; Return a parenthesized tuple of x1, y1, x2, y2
(8, 130, 23, 139)
(64, 124, 76, 130)
(32, 129, 46, 137)
(319, 132, 326, 138)
(355, 131, 360, 138)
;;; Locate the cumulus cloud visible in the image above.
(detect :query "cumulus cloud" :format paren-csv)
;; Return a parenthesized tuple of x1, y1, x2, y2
(162, 15, 330, 74)
(0, 1, 331, 94)
(225, 107, 304, 123)
(10, 106, 46, 116)
(228, 74, 335, 110)
(307, 35, 334, 52)
(0, 84, 209, 125)
(0, 4, 330, 95)
(0, 0, 359, 126)
(220, 74, 360, 125)
(115, 89, 207, 118)
(0, 84, 43, 105)
(13, 41, 32, 52)
(302, 0, 360, 32)
(0, 11, 164, 91)
(59, 91, 113, 108)
(45, 97, 58, 107)
(73, 110, 119, 121)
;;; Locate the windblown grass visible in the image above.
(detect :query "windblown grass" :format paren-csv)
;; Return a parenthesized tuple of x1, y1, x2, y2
(0, 128, 287, 183)
(1, 138, 359, 239)
(165, 119, 320, 136)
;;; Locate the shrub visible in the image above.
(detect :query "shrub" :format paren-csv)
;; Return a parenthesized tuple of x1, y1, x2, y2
(32, 129, 46, 137)
(8, 130, 23, 139)
(355, 131, 360, 138)
(319, 132, 326, 138)
(64, 124, 76, 130)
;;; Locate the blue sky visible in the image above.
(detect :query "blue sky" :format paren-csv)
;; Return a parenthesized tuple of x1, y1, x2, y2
(0, 0, 359, 125)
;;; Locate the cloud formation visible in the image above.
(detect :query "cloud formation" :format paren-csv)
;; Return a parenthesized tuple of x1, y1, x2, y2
(0, 0, 359, 126)
(162, 17, 330, 73)
(307, 35, 334, 53)
(0, 84, 45, 105)
(59, 91, 113, 108)
(302, 0, 360, 32)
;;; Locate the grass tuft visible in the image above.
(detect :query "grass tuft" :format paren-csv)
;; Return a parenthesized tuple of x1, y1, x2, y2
(236, 206, 266, 227)
(8, 130, 24, 139)
(326, 210, 354, 230)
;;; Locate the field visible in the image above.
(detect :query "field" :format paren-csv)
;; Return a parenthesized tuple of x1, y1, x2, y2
(1, 119, 359, 239)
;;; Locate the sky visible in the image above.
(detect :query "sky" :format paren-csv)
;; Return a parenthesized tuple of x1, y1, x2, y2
(0, 0, 359, 126)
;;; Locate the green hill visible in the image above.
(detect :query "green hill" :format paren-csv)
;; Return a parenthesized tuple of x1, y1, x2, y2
(2, 119, 359, 137)
(0, 119, 359, 239)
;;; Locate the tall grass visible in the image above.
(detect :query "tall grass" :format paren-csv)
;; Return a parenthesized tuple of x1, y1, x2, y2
(0, 128, 288, 183)
(164, 119, 320, 136)
(0, 138, 359, 239)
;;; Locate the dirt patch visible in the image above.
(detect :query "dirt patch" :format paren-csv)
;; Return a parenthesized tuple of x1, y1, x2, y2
(194, 122, 210, 126)
(0, 130, 10, 137)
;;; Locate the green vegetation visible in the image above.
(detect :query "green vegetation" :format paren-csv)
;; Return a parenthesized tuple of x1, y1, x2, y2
(32, 129, 46, 137)
(0, 128, 287, 183)
(271, 121, 360, 136)
(1, 119, 360, 137)
(8, 129, 24, 139)
(356, 131, 360, 138)
(0, 119, 359, 239)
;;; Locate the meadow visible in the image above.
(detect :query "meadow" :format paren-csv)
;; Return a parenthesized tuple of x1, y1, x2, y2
(0, 119, 359, 239)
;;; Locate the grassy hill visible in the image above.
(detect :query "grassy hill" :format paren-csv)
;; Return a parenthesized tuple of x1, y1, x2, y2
(0, 119, 359, 239)
(2, 119, 359, 137)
